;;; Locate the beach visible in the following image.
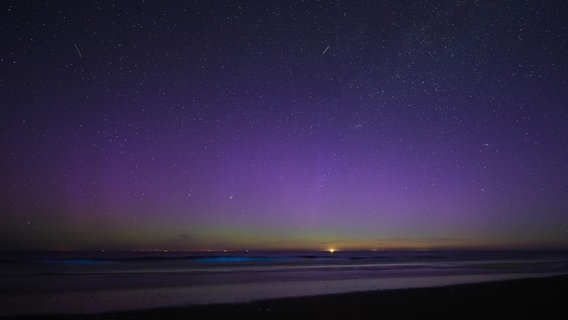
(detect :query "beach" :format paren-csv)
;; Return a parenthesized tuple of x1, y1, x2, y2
(4, 1, 568, 317)
(1, 250, 567, 318)
(4, 274, 567, 319)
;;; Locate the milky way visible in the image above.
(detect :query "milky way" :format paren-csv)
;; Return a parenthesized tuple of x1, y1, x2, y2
(1, 1, 568, 250)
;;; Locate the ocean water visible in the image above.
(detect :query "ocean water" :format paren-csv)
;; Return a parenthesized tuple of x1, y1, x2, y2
(1, 250, 568, 315)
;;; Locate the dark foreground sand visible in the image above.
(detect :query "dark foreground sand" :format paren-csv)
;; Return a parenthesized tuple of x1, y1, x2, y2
(8, 274, 568, 319)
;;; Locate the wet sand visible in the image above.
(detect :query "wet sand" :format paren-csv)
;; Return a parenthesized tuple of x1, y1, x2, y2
(7, 274, 568, 319)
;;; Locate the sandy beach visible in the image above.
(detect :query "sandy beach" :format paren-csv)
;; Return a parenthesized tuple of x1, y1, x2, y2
(2, 250, 567, 318)
(1, 272, 563, 316)
(4, 274, 567, 319)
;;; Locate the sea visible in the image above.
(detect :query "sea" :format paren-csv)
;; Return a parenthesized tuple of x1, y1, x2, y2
(1, 250, 568, 315)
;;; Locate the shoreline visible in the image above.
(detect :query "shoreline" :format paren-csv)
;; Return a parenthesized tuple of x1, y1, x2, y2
(4, 272, 567, 318)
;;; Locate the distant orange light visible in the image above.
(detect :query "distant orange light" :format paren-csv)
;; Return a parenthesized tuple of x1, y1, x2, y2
(328, 248, 335, 253)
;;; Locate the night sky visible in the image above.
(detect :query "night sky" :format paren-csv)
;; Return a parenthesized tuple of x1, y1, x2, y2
(2, 1, 568, 251)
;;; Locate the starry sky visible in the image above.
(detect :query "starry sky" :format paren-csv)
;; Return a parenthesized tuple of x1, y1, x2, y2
(2, 0, 568, 251)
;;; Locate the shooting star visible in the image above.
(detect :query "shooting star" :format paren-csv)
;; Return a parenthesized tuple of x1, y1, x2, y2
(322, 45, 331, 56)
(73, 43, 83, 59)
